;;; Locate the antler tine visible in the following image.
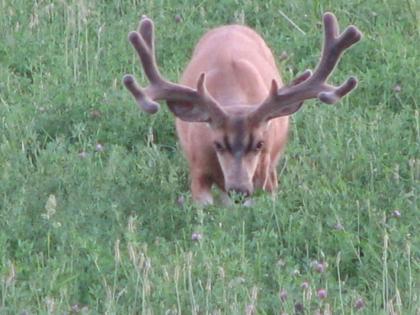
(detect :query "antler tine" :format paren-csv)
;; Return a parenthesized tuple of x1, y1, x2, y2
(128, 24, 161, 84)
(312, 12, 362, 84)
(323, 12, 339, 42)
(123, 16, 189, 113)
(122, 74, 160, 113)
(123, 16, 226, 122)
(122, 16, 161, 113)
(291, 69, 312, 85)
(138, 15, 154, 52)
(251, 12, 362, 122)
(318, 76, 358, 104)
(311, 12, 362, 103)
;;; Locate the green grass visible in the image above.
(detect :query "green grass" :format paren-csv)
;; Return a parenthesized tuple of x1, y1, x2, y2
(0, 0, 419, 314)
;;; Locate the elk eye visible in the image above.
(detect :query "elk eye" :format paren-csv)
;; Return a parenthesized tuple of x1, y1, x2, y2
(255, 141, 264, 151)
(214, 142, 224, 152)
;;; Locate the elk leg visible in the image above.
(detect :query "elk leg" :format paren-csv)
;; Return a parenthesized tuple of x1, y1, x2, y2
(191, 174, 213, 205)
(262, 168, 278, 193)
(269, 169, 278, 191)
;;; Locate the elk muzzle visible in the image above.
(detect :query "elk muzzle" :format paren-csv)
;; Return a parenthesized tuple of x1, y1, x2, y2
(222, 157, 255, 197)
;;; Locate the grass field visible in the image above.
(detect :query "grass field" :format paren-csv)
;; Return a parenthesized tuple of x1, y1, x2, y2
(0, 0, 419, 314)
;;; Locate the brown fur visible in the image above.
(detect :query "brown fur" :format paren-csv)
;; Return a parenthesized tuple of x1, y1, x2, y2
(176, 25, 289, 204)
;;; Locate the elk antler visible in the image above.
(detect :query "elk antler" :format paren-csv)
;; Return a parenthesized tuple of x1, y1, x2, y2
(250, 12, 362, 122)
(123, 16, 226, 123)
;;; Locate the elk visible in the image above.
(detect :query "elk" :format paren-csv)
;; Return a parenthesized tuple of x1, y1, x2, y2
(123, 12, 362, 205)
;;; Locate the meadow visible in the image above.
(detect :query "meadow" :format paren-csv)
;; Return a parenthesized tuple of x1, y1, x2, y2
(0, 0, 419, 314)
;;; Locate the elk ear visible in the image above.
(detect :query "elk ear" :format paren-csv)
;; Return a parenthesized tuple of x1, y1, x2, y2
(250, 80, 305, 123)
(250, 70, 312, 123)
(264, 80, 305, 120)
(166, 101, 212, 123)
(264, 101, 304, 121)
(167, 73, 227, 126)
(266, 70, 313, 119)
